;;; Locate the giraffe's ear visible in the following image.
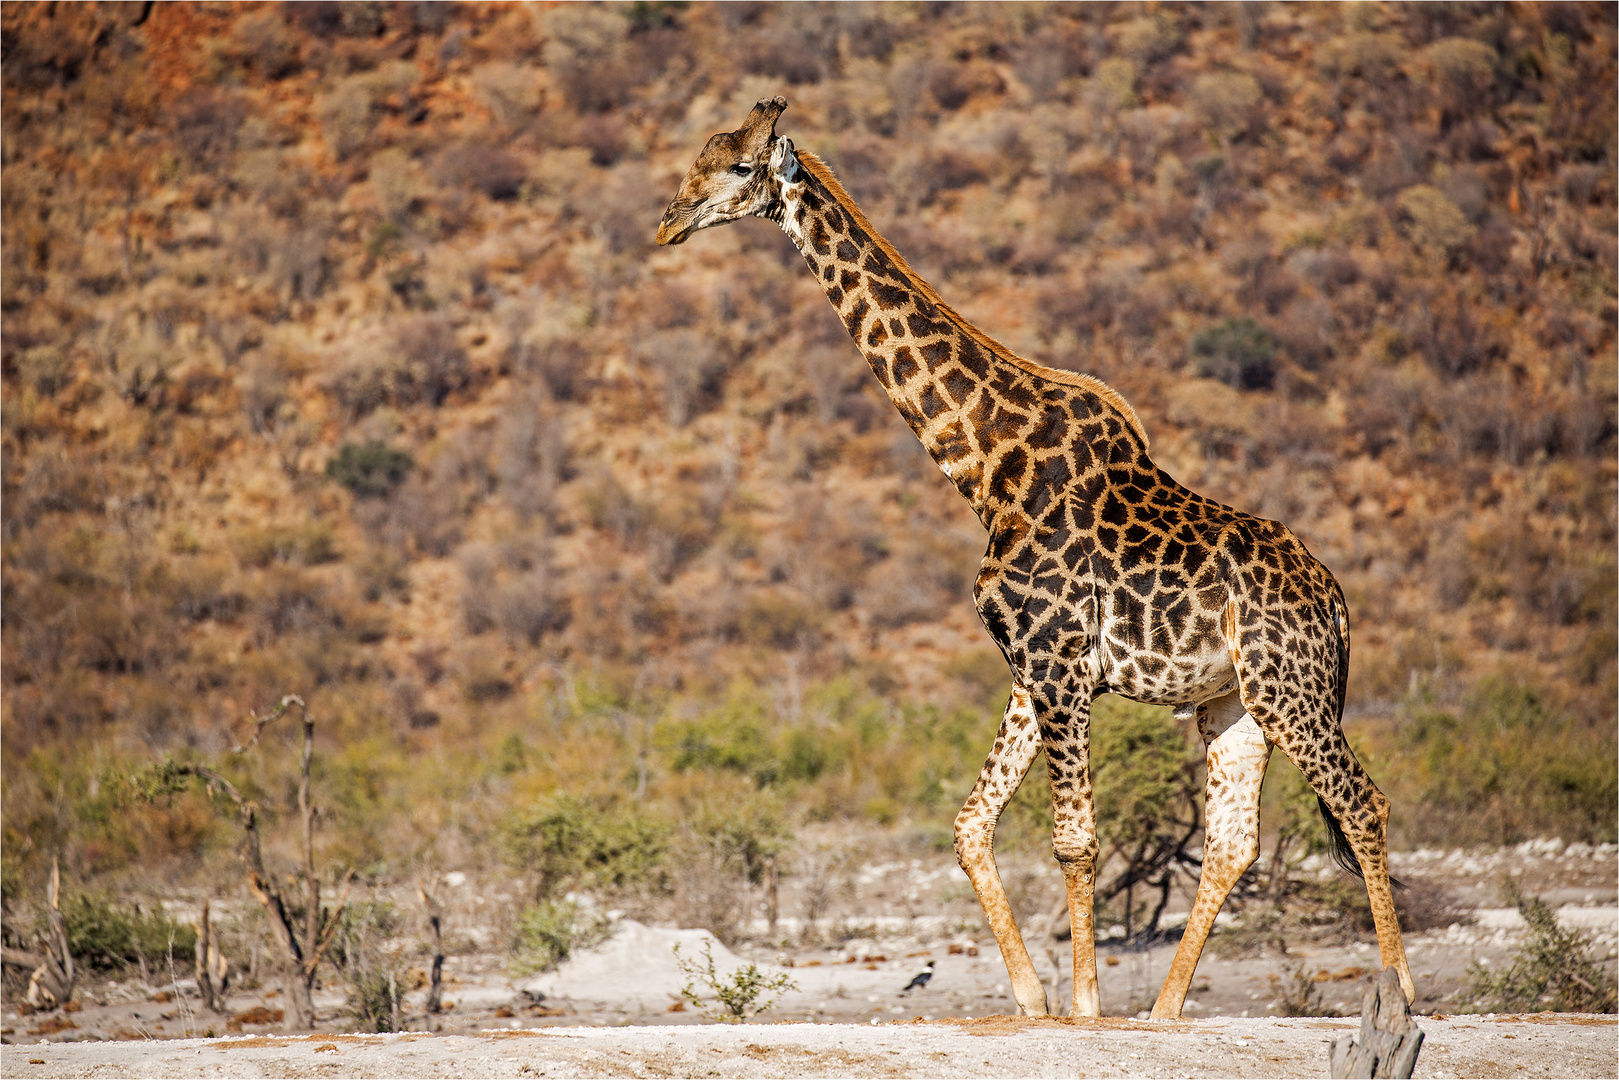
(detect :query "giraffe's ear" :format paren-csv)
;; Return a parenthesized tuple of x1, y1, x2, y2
(737, 95, 788, 154)
(768, 137, 799, 183)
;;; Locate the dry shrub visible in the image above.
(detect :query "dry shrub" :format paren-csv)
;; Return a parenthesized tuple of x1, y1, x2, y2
(1193, 71, 1262, 142)
(1422, 37, 1498, 111)
(864, 558, 953, 631)
(1395, 185, 1476, 262)
(1290, 248, 1361, 295)
(232, 9, 301, 80)
(472, 61, 541, 130)
(593, 169, 661, 257)
(1038, 274, 1119, 339)
(1450, 518, 1610, 626)
(169, 87, 245, 172)
(248, 566, 335, 645)
(453, 646, 512, 704)
(494, 387, 567, 520)
(165, 555, 245, 622)
(662, 787, 789, 944)
(1114, 13, 1182, 65)
(1317, 31, 1406, 82)
(317, 77, 375, 161)
(232, 522, 339, 569)
(539, 5, 641, 113)
(496, 571, 568, 647)
(329, 317, 471, 416)
(458, 541, 498, 636)
(1272, 298, 1334, 371)
(353, 465, 467, 559)
(460, 537, 567, 646)
(762, 493, 884, 612)
(738, 591, 823, 651)
(1402, 288, 1506, 379)
(641, 329, 727, 427)
(511, 335, 588, 403)
(644, 495, 719, 583)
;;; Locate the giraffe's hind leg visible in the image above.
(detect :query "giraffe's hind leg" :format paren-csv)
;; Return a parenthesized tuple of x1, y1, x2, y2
(1151, 692, 1272, 1020)
(1240, 686, 1415, 1003)
(954, 687, 1049, 1017)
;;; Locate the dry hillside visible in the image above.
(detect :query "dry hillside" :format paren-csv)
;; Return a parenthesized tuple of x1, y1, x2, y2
(1, 0, 1614, 953)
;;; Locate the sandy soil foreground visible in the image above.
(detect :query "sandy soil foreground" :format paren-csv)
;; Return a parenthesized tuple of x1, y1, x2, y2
(3, 1014, 1615, 1080)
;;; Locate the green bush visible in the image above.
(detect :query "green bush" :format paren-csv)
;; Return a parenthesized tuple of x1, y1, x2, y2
(1090, 699, 1201, 934)
(1191, 317, 1278, 390)
(674, 938, 797, 1023)
(1391, 676, 1618, 846)
(502, 795, 668, 901)
(1467, 882, 1616, 1013)
(325, 442, 415, 497)
(510, 898, 609, 975)
(62, 893, 196, 972)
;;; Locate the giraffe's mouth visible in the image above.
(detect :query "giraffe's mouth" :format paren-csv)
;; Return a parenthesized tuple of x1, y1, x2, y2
(655, 216, 693, 246)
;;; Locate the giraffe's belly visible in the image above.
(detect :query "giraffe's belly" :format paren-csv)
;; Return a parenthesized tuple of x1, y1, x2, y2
(1097, 633, 1237, 708)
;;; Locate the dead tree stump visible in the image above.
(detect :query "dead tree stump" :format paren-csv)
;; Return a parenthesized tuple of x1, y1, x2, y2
(25, 859, 75, 1010)
(1330, 968, 1424, 1079)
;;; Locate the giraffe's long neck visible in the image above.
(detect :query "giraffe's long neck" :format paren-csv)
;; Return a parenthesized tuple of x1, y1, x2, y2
(773, 151, 1139, 528)
(776, 158, 1016, 521)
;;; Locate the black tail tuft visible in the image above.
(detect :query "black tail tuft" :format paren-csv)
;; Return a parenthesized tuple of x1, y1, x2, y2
(1316, 796, 1405, 890)
(1316, 795, 1364, 880)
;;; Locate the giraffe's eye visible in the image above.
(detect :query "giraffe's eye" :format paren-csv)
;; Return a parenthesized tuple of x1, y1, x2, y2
(731, 163, 753, 177)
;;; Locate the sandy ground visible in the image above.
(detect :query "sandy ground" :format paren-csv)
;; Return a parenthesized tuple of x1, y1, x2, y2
(3, 1014, 1616, 1079)
(3, 840, 1614, 1078)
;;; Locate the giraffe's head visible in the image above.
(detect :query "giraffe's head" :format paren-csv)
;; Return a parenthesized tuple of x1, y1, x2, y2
(656, 95, 797, 246)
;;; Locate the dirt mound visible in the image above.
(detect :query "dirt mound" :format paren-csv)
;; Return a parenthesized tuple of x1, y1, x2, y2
(518, 919, 763, 1012)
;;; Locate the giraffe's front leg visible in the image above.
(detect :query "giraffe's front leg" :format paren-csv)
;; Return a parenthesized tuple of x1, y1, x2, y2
(1041, 692, 1102, 1018)
(954, 687, 1049, 1017)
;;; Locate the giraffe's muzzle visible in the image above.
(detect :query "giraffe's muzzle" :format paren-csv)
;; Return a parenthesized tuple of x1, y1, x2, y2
(655, 210, 695, 246)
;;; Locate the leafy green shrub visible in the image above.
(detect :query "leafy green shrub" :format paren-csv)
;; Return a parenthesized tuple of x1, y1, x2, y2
(325, 442, 414, 498)
(502, 795, 668, 902)
(1391, 676, 1617, 846)
(1090, 698, 1201, 938)
(62, 893, 196, 972)
(1467, 882, 1616, 1013)
(509, 898, 610, 975)
(1191, 317, 1278, 390)
(674, 939, 797, 1023)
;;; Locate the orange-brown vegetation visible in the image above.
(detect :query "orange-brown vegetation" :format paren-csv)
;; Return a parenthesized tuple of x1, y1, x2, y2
(1, 2, 1613, 933)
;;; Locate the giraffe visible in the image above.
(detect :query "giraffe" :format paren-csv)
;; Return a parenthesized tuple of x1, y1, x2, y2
(656, 97, 1414, 1020)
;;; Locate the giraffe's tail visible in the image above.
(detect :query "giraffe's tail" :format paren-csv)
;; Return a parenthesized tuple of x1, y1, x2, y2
(1317, 796, 1366, 881)
(1316, 590, 1404, 889)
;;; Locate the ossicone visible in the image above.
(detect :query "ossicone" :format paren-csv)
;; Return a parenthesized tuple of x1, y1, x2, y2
(739, 95, 790, 145)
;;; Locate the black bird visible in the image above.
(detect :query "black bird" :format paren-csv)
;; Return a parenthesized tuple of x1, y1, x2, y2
(901, 960, 935, 993)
